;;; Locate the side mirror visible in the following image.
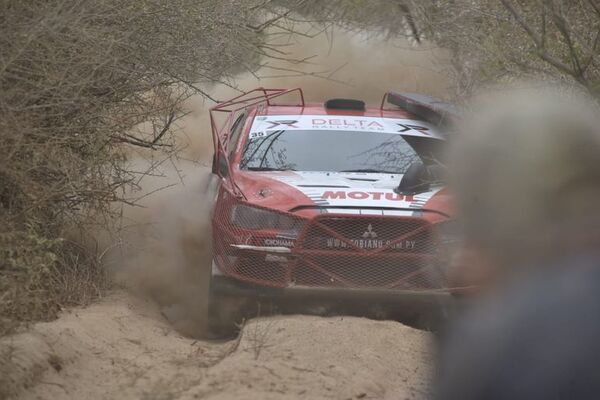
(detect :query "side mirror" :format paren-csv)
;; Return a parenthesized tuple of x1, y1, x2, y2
(396, 161, 431, 195)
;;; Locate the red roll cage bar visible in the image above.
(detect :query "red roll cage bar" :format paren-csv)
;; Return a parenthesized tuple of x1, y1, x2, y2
(209, 88, 305, 198)
(209, 88, 305, 151)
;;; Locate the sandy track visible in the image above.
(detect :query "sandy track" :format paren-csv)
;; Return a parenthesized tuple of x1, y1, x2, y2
(1, 291, 432, 400)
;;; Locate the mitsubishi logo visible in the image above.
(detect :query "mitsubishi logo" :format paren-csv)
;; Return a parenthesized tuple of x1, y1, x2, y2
(362, 224, 378, 239)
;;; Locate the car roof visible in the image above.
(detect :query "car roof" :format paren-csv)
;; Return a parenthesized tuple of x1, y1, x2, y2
(246, 102, 446, 141)
(258, 103, 419, 120)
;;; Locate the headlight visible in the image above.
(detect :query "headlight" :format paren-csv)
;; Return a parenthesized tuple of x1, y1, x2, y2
(230, 204, 304, 237)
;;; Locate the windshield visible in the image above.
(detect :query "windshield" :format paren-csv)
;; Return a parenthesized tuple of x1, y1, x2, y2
(240, 129, 443, 173)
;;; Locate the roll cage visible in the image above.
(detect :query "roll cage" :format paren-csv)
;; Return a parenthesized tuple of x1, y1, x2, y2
(209, 87, 453, 197)
(209, 88, 305, 197)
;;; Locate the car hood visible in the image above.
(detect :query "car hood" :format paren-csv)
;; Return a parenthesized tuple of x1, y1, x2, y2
(234, 170, 451, 217)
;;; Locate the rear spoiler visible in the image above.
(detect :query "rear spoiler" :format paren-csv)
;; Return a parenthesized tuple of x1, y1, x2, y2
(381, 91, 458, 128)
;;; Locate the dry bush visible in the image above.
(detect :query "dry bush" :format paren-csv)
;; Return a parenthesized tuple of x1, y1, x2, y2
(409, 0, 600, 97)
(278, 0, 422, 40)
(288, 0, 600, 98)
(0, 0, 310, 334)
(0, 230, 108, 335)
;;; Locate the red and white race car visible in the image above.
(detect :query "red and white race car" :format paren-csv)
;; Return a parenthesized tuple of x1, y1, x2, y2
(207, 88, 457, 333)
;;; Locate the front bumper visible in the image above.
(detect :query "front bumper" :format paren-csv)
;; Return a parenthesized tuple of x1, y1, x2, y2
(211, 261, 453, 319)
(214, 211, 451, 291)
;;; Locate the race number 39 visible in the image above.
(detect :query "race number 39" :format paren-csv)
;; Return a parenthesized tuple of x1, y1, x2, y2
(249, 131, 266, 139)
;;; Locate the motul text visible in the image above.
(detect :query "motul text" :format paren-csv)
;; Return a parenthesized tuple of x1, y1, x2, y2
(322, 191, 414, 201)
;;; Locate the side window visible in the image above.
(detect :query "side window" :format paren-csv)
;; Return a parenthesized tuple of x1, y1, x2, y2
(227, 113, 247, 161)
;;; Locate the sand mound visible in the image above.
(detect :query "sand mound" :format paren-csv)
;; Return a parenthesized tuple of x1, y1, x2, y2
(1, 291, 432, 400)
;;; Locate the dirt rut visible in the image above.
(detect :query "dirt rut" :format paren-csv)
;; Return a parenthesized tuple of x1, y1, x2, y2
(1, 291, 432, 400)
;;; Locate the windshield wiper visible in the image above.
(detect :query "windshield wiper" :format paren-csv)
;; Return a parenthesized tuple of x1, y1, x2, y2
(339, 168, 398, 174)
(246, 167, 296, 172)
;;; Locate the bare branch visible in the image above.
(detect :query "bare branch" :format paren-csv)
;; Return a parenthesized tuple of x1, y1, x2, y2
(499, 0, 580, 79)
(548, 2, 584, 79)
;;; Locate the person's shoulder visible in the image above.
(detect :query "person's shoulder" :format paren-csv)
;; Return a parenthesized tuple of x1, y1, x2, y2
(435, 258, 600, 399)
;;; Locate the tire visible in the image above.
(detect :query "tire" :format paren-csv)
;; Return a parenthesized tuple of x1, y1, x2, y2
(206, 293, 241, 337)
(204, 272, 248, 338)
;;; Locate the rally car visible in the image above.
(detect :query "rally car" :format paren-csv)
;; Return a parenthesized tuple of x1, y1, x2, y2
(207, 88, 457, 333)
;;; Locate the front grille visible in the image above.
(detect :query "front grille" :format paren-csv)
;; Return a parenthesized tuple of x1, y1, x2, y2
(212, 202, 446, 290)
(300, 216, 434, 253)
(293, 216, 442, 289)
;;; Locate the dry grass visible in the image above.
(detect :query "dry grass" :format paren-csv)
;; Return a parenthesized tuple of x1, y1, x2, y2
(244, 318, 277, 361)
(0, 0, 315, 335)
(0, 232, 109, 335)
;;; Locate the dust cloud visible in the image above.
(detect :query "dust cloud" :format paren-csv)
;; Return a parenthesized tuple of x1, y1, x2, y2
(110, 27, 450, 337)
(183, 27, 450, 161)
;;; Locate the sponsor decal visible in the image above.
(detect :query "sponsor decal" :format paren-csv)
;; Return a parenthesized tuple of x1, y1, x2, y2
(249, 131, 267, 139)
(397, 123, 430, 135)
(325, 238, 416, 250)
(312, 118, 385, 130)
(322, 191, 414, 202)
(249, 115, 444, 139)
(268, 171, 442, 211)
(323, 223, 416, 250)
(265, 120, 299, 129)
(264, 238, 295, 247)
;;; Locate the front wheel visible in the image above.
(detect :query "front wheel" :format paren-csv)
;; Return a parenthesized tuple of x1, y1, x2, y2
(204, 270, 249, 338)
(206, 293, 245, 337)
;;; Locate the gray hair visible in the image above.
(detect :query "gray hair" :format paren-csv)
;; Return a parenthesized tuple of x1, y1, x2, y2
(449, 88, 600, 267)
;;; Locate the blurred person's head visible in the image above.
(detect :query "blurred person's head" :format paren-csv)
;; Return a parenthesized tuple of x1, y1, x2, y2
(449, 86, 600, 288)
